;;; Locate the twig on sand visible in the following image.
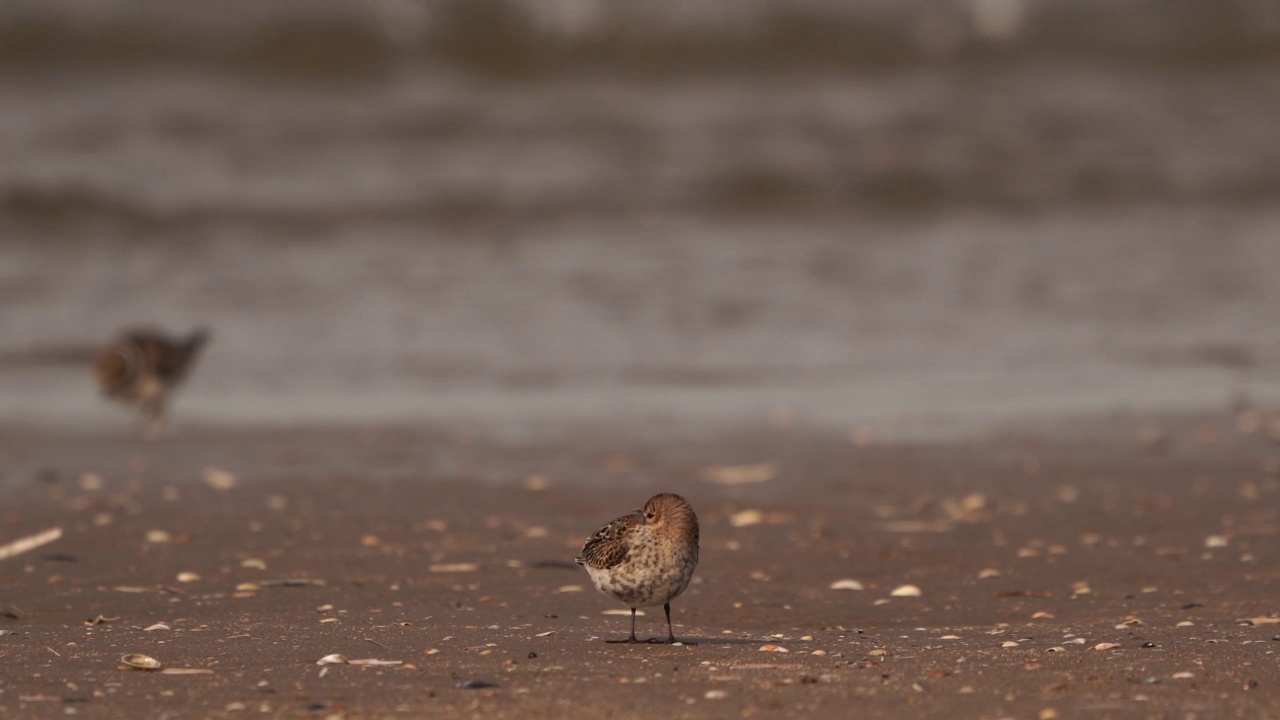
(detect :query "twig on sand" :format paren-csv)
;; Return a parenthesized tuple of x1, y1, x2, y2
(0, 527, 63, 561)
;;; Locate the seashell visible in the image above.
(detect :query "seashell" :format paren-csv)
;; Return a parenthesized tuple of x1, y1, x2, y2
(315, 654, 348, 666)
(829, 579, 864, 591)
(729, 510, 764, 527)
(121, 653, 162, 670)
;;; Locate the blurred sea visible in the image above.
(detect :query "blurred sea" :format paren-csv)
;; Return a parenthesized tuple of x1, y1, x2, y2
(1, 0, 1279, 438)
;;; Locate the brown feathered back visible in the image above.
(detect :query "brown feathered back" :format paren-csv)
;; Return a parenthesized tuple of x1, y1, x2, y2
(94, 327, 210, 400)
(576, 510, 641, 570)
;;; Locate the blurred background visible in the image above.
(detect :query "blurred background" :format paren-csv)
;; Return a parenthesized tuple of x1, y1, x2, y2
(1, 0, 1279, 438)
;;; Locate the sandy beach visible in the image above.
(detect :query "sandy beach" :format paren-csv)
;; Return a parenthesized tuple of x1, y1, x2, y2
(3, 411, 1279, 718)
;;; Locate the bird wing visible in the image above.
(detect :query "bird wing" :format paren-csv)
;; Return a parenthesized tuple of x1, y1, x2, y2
(575, 511, 640, 570)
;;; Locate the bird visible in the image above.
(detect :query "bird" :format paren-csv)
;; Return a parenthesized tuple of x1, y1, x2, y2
(575, 493, 699, 644)
(93, 327, 210, 439)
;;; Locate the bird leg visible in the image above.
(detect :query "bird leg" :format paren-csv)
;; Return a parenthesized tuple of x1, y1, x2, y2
(140, 395, 167, 441)
(606, 608, 641, 643)
(651, 602, 695, 645)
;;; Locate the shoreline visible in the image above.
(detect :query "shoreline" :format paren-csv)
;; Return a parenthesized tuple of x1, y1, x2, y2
(4, 363, 1279, 449)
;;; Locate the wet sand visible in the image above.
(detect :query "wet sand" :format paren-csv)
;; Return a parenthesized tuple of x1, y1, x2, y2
(3, 412, 1279, 718)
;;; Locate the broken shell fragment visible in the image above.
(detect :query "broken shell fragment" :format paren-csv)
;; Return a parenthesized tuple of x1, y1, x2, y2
(829, 579, 865, 591)
(890, 585, 922, 597)
(428, 563, 477, 573)
(703, 463, 778, 486)
(121, 653, 162, 670)
(316, 654, 349, 666)
(348, 658, 404, 667)
(201, 467, 238, 491)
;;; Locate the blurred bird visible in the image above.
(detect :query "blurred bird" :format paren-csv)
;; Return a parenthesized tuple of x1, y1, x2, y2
(93, 327, 210, 438)
(576, 493, 700, 644)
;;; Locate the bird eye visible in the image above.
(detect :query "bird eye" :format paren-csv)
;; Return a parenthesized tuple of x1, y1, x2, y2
(645, 511, 655, 520)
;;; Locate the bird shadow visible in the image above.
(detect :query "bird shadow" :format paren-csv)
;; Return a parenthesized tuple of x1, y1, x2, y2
(604, 636, 788, 646)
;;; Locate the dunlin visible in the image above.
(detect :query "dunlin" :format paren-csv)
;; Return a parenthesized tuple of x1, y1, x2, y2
(94, 327, 210, 438)
(576, 493, 699, 644)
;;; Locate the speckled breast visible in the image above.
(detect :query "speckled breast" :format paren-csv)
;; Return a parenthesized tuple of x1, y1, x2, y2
(586, 532, 698, 609)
